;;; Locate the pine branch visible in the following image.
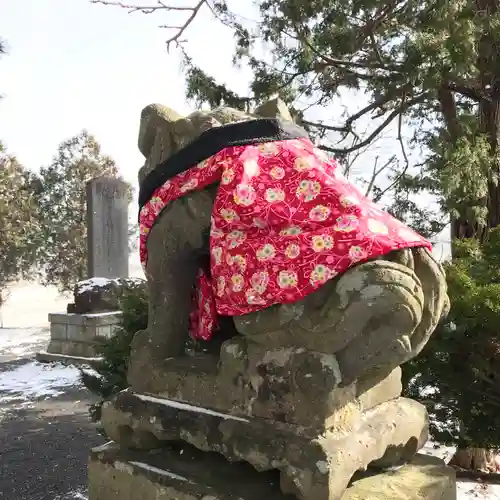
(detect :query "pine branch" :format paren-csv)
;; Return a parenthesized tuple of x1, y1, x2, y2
(446, 80, 490, 102)
(365, 155, 397, 198)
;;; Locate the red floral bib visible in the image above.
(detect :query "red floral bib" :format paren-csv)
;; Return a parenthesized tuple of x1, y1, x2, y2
(139, 137, 430, 340)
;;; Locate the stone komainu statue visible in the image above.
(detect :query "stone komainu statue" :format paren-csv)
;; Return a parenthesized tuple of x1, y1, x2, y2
(98, 99, 453, 500)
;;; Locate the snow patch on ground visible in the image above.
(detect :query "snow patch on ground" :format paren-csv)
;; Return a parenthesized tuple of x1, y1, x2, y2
(458, 482, 500, 499)
(54, 489, 88, 499)
(0, 361, 82, 403)
(421, 442, 500, 498)
(0, 327, 49, 360)
(421, 440, 456, 463)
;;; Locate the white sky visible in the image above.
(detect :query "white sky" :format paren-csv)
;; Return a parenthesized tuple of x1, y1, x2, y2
(0, 0, 254, 184)
(0, 0, 449, 261)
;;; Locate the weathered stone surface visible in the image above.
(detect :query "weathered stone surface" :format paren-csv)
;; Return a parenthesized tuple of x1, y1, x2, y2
(46, 311, 123, 358)
(343, 454, 457, 500)
(86, 176, 130, 279)
(89, 443, 456, 500)
(101, 391, 428, 500)
(129, 100, 449, 394)
(121, 99, 451, 500)
(129, 335, 402, 430)
(233, 252, 447, 386)
(72, 277, 146, 314)
(255, 97, 294, 121)
(89, 441, 293, 500)
(47, 338, 97, 357)
(132, 103, 268, 369)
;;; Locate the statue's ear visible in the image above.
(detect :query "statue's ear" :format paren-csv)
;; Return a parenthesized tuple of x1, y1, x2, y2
(254, 97, 294, 122)
(183, 111, 222, 142)
(209, 107, 252, 125)
(137, 104, 183, 184)
(138, 104, 182, 158)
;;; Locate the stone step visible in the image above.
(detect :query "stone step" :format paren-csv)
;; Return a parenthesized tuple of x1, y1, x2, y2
(89, 442, 456, 500)
(100, 390, 429, 499)
(35, 351, 103, 368)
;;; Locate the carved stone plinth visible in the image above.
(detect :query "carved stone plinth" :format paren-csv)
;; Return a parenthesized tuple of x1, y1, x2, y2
(101, 360, 429, 500)
(89, 442, 456, 500)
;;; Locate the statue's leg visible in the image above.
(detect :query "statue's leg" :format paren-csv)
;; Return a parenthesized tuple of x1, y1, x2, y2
(233, 247, 447, 386)
(128, 189, 215, 390)
(332, 247, 448, 385)
(233, 256, 422, 346)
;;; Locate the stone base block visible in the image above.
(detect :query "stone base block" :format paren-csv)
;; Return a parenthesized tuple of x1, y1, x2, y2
(47, 311, 122, 357)
(101, 390, 429, 499)
(88, 442, 456, 500)
(128, 336, 403, 432)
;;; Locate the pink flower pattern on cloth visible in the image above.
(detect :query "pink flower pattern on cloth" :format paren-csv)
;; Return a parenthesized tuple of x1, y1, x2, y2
(139, 137, 431, 340)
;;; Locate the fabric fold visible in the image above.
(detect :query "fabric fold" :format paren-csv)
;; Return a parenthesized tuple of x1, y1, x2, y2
(139, 126, 431, 341)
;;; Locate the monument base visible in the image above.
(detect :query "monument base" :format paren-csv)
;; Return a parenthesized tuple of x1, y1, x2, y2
(45, 311, 122, 358)
(89, 442, 456, 500)
(35, 351, 103, 367)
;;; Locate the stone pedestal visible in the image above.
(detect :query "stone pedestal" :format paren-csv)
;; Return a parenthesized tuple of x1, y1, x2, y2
(44, 311, 122, 358)
(98, 338, 455, 500)
(39, 277, 146, 363)
(89, 442, 456, 500)
(88, 100, 455, 500)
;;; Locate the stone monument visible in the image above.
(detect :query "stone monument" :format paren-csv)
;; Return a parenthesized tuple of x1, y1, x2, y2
(87, 177, 130, 279)
(89, 100, 457, 499)
(39, 177, 145, 364)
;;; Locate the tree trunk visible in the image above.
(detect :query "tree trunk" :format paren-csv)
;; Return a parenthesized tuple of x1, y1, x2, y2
(449, 0, 500, 467)
(449, 448, 500, 472)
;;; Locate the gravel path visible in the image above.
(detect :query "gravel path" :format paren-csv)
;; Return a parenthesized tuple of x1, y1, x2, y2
(0, 358, 105, 500)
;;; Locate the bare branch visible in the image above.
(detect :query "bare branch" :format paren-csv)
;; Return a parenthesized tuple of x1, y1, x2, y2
(365, 155, 397, 198)
(166, 0, 206, 49)
(302, 120, 349, 133)
(301, 92, 401, 142)
(90, 0, 203, 13)
(371, 106, 412, 203)
(90, 0, 208, 49)
(318, 92, 429, 155)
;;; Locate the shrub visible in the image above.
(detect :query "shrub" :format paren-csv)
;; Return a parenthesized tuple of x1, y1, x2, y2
(403, 227, 500, 449)
(80, 286, 148, 421)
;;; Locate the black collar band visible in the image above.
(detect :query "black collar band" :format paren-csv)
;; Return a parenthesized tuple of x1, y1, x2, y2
(138, 118, 309, 210)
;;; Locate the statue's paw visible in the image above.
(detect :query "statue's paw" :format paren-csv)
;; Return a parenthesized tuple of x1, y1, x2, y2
(328, 260, 424, 385)
(334, 247, 448, 385)
(406, 246, 449, 352)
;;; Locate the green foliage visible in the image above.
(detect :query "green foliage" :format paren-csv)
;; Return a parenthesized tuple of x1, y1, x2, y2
(0, 144, 40, 296)
(95, 0, 500, 236)
(96, 0, 500, 452)
(184, 0, 500, 237)
(81, 285, 148, 421)
(34, 130, 129, 292)
(403, 228, 500, 448)
(0, 43, 38, 303)
(423, 116, 494, 232)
